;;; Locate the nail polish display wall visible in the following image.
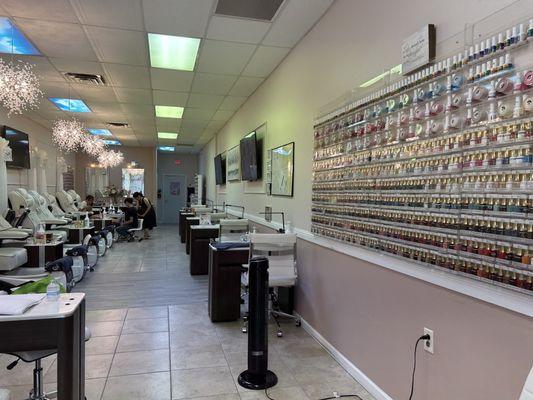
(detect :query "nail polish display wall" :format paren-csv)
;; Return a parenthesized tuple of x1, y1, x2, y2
(312, 19, 533, 294)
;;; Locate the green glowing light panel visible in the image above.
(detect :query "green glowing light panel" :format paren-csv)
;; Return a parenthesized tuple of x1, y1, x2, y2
(155, 105, 184, 118)
(148, 33, 200, 71)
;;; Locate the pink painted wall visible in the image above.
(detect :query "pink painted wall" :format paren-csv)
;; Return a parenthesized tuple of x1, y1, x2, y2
(296, 239, 533, 399)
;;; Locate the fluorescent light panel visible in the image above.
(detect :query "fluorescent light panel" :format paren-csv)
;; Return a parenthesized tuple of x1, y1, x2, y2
(158, 132, 178, 139)
(158, 146, 175, 152)
(360, 64, 403, 88)
(103, 139, 121, 146)
(155, 105, 183, 118)
(148, 33, 200, 71)
(49, 98, 91, 113)
(0, 17, 40, 55)
(88, 128, 112, 136)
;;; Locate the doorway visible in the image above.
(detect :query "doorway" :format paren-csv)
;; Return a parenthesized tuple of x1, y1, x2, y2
(162, 174, 187, 224)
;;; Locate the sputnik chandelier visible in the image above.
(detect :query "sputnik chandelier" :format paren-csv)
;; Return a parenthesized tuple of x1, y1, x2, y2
(0, 58, 42, 116)
(98, 149, 124, 168)
(82, 134, 106, 157)
(51, 118, 85, 153)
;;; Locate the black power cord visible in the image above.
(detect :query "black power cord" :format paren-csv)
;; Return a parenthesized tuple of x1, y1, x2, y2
(408, 334, 431, 400)
(265, 387, 363, 400)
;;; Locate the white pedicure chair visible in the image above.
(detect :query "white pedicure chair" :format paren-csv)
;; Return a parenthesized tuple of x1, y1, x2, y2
(8, 189, 68, 242)
(42, 192, 72, 221)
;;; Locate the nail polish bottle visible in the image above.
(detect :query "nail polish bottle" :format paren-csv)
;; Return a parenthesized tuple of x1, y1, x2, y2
(498, 32, 505, 49)
(506, 29, 512, 47)
(486, 38, 491, 55)
(491, 36, 498, 53)
(474, 43, 480, 59)
(468, 46, 475, 62)
(528, 19, 533, 38)
(480, 40, 485, 57)
(504, 53, 513, 69)
(519, 23, 526, 42)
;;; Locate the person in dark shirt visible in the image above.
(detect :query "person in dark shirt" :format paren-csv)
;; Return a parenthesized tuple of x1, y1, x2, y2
(115, 198, 139, 241)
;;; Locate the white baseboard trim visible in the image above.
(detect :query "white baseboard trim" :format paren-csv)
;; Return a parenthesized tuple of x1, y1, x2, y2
(295, 312, 394, 400)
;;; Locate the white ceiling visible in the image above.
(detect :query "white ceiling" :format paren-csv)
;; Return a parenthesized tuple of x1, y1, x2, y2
(0, 0, 334, 151)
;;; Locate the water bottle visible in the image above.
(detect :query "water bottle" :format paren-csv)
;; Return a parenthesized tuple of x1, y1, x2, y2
(35, 223, 45, 244)
(46, 278, 60, 301)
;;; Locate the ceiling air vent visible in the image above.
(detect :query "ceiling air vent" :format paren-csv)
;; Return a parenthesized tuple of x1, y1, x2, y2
(106, 122, 129, 128)
(215, 0, 284, 21)
(63, 72, 106, 86)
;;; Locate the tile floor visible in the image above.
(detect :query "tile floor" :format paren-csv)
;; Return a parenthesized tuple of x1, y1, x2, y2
(0, 225, 375, 400)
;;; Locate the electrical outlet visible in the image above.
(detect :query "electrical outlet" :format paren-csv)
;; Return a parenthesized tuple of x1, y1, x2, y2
(424, 327, 434, 354)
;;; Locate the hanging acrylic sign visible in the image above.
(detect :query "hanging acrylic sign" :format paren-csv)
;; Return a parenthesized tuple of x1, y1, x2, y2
(401, 24, 436, 75)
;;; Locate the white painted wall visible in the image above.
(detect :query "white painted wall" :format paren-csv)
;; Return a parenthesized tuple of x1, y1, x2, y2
(1, 109, 75, 197)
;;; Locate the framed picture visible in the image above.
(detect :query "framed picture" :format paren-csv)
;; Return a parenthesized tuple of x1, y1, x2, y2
(226, 145, 240, 181)
(270, 142, 294, 197)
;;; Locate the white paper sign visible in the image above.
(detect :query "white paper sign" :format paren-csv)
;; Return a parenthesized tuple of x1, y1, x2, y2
(402, 25, 435, 74)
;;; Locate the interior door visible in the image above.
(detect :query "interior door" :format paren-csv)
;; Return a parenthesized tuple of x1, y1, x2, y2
(162, 174, 187, 224)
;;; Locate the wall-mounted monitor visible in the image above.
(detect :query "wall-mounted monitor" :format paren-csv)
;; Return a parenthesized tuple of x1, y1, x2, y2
(1, 126, 30, 169)
(214, 153, 226, 185)
(240, 131, 261, 181)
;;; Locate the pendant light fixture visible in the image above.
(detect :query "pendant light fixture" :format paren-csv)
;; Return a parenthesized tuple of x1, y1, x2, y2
(0, 21, 42, 116)
(98, 149, 124, 168)
(51, 118, 86, 153)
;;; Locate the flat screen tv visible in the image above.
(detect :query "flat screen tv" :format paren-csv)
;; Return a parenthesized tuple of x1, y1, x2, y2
(240, 132, 260, 181)
(1, 126, 30, 169)
(214, 153, 226, 185)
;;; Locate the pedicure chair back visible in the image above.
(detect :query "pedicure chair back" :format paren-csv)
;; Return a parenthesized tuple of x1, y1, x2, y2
(28, 190, 69, 226)
(43, 192, 72, 221)
(8, 189, 68, 242)
(67, 189, 81, 206)
(56, 190, 79, 214)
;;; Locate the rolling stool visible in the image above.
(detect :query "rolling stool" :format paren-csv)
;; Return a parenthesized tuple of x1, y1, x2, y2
(5, 327, 91, 400)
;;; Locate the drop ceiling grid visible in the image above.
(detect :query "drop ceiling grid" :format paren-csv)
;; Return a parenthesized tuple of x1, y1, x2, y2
(0, 0, 333, 149)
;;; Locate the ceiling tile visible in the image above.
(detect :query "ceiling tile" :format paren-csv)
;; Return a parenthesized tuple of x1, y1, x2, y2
(205, 119, 226, 132)
(187, 93, 224, 109)
(206, 15, 271, 44)
(70, 0, 144, 30)
(40, 81, 70, 98)
(2, 0, 78, 23)
(49, 58, 105, 76)
(180, 119, 209, 135)
(152, 90, 189, 107)
(103, 64, 151, 89)
(156, 118, 181, 132)
(218, 96, 247, 111)
(85, 26, 148, 66)
(183, 108, 216, 121)
(121, 103, 155, 117)
(87, 101, 124, 115)
(197, 40, 256, 75)
(142, 0, 215, 37)
(228, 76, 264, 96)
(212, 109, 235, 121)
(14, 18, 97, 60)
(15, 55, 64, 82)
(114, 88, 153, 104)
(151, 69, 194, 92)
(190, 73, 238, 95)
(262, 0, 334, 47)
(242, 45, 290, 77)
(72, 84, 118, 102)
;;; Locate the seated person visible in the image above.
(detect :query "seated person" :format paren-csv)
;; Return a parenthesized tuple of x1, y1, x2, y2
(79, 195, 94, 212)
(115, 198, 139, 241)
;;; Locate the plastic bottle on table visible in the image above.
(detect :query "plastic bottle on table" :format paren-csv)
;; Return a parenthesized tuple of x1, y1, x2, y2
(46, 278, 60, 301)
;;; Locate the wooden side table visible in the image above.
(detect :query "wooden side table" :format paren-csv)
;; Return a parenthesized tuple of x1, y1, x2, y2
(185, 217, 200, 255)
(208, 244, 249, 322)
(189, 225, 219, 275)
(24, 241, 64, 268)
(179, 212, 194, 243)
